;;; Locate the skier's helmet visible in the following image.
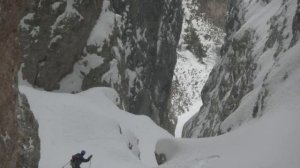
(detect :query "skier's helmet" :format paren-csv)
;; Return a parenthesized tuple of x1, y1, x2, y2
(81, 150, 86, 155)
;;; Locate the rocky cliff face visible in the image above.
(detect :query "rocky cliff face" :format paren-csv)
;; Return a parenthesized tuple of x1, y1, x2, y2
(19, 0, 183, 133)
(188, 0, 228, 28)
(20, 0, 104, 91)
(0, 0, 40, 167)
(183, 0, 300, 137)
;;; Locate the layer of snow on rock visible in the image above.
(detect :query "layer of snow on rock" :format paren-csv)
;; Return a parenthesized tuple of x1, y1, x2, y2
(220, 0, 298, 132)
(58, 0, 118, 93)
(50, 0, 83, 37)
(87, 0, 118, 48)
(51, 1, 63, 11)
(101, 58, 121, 87)
(20, 86, 172, 168)
(19, 13, 35, 31)
(59, 53, 105, 93)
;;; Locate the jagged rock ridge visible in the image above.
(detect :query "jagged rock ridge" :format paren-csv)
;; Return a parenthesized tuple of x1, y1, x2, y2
(183, 0, 300, 137)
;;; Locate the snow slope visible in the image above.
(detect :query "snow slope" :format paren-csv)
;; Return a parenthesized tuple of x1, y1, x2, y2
(158, 106, 300, 168)
(156, 30, 300, 168)
(20, 86, 172, 168)
(183, 0, 300, 138)
(173, 50, 215, 137)
(157, 69, 300, 168)
(19, 40, 300, 168)
(172, 0, 224, 137)
(158, 1, 300, 166)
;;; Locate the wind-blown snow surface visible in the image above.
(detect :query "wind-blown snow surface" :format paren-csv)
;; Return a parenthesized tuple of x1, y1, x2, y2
(20, 86, 172, 168)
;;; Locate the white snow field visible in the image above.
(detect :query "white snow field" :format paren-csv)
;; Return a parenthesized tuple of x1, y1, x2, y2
(20, 86, 172, 168)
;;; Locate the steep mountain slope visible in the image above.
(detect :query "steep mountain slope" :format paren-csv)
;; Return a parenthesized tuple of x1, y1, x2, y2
(183, 0, 300, 137)
(169, 0, 225, 136)
(0, 1, 40, 167)
(19, 0, 183, 133)
(157, 77, 300, 167)
(172, 51, 216, 137)
(20, 86, 172, 168)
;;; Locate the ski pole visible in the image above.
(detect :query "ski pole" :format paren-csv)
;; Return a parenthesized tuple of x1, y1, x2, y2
(62, 160, 70, 168)
(89, 159, 92, 168)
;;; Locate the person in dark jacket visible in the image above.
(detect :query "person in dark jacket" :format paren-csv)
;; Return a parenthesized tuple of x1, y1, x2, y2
(70, 150, 93, 168)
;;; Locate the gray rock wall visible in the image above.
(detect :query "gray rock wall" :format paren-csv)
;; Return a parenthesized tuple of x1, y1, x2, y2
(82, 0, 183, 132)
(16, 93, 41, 168)
(20, 0, 183, 133)
(20, 0, 104, 91)
(0, 0, 40, 167)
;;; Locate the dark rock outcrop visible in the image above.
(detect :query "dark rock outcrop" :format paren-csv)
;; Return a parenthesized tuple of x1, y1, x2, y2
(20, 0, 104, 91)
(0, 0, 40, 167)
(155, 152, 167, 165)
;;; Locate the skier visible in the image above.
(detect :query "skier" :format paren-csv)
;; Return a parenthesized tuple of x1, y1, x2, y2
(70, 150, 93, 168)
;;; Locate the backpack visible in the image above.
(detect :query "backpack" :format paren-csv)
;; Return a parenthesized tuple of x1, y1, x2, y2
(70, 154, 81, 166)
